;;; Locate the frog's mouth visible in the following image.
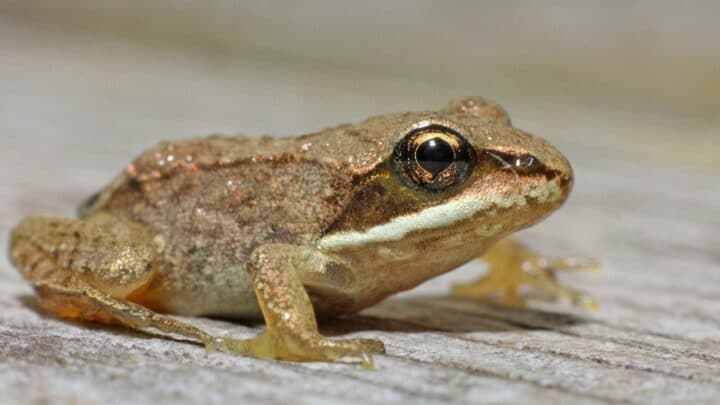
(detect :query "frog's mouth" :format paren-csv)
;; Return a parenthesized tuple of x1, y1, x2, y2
(317, 179, 562, 252)
(318, 189, 503, 250)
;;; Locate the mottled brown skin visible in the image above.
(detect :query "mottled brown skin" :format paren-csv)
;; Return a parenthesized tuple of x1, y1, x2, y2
(10, 97, 596, 367)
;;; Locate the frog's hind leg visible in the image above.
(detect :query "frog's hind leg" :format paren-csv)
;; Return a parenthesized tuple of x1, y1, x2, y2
(452, 238, 599, 310)
(9, 214, 215, 346)
(30, 281, 216, 347)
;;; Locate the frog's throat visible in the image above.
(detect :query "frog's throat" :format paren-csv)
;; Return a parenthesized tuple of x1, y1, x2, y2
(317, 182, 561, 251)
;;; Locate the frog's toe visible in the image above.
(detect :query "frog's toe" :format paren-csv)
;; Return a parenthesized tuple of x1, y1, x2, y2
(352, 337, 386, 354)
(517, 258, 597, 310)
(202, 336, 225, 355)
(300, 336, 384, 369)
(545, 256, 600, 273)
(528, 273, 599, 311)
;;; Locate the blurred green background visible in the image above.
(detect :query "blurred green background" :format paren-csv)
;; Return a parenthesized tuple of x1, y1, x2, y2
(0, 0, 717, 208)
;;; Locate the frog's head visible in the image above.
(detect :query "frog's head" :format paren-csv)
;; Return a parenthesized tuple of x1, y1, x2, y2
(318, 97, 573, 289)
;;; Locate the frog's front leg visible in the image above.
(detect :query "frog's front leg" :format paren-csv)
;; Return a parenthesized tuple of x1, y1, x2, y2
(452, 239, 598, 310)
(219, 243, 385, 368)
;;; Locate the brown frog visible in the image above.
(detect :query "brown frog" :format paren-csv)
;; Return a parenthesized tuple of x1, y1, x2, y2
(9, 97, 596, 368)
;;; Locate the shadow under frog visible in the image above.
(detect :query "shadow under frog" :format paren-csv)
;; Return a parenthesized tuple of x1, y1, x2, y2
(20, 292, 589, 343)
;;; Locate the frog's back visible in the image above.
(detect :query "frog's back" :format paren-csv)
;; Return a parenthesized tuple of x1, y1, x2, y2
(78, 131, 383, 316)
(80, 121, 395, 246)
(91, 136, 349, 245)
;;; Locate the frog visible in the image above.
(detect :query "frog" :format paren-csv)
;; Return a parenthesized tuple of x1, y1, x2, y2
(9, 97, 597, 368)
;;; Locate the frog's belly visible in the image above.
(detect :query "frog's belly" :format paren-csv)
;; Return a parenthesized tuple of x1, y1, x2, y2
(137, 261, 263, 319)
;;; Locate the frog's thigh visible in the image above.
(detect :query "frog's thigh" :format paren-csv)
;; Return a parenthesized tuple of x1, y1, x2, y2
(220, 243, 384, 367)
(451, 238, 598, 309)
(9, 214, 214, 344)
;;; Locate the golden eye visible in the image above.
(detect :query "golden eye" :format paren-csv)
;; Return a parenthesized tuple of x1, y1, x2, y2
(391, 124, 475, 191)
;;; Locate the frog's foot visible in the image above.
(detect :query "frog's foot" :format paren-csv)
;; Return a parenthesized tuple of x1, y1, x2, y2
(217, 332, 385, 369)
(451, 239, 598, 310)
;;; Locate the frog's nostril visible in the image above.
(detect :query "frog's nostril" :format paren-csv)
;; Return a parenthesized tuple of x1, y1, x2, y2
(484, 150, 546, 177)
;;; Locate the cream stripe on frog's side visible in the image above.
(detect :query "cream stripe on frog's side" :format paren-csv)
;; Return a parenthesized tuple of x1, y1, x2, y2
(318, 182, 561, 251)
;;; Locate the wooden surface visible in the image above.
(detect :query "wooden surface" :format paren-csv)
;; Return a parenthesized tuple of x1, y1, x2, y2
(1, 3, 719, 404)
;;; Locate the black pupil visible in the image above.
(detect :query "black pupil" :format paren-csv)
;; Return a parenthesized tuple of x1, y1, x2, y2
(416, 137, 455, 177)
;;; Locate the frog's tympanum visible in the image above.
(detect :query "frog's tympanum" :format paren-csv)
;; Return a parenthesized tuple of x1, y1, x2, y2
(10, 97, 597, 367)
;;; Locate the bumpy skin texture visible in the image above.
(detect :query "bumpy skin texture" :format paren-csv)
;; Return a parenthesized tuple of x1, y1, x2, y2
(9, 97, 594, 367)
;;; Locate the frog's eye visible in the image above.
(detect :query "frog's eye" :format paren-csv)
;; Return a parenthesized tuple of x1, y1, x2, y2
(391, 124, 476, 192)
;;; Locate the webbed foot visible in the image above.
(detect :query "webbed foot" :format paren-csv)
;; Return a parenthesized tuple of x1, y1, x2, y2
(452, 239, 598, 310)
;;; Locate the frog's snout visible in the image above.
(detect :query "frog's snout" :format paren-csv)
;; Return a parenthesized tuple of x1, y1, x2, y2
(539, 142, 574, 203)
(556, 154, 574, 198)
(488, 129, 575, 206)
